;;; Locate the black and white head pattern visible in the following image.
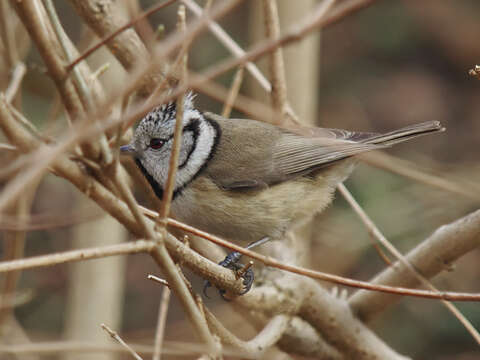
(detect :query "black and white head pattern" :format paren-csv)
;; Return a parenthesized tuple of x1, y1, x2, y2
(131, 92, 220, 199)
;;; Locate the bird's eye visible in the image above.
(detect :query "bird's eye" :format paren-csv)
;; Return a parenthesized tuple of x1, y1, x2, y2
(149, 138, 164, 149)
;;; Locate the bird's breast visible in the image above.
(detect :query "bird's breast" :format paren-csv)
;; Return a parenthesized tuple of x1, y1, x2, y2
(170, 163, 354, 243)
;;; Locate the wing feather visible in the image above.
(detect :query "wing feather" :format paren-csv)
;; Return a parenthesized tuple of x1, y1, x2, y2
(273, 133, 380, 176)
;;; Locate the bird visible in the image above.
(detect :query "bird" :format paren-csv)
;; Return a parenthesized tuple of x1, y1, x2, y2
(120, 92, 444, 296)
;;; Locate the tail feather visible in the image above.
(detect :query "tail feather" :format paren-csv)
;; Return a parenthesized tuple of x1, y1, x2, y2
(363, 121, 445, 147)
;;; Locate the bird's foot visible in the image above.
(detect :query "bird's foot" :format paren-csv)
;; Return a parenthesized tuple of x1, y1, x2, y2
(203, 237, 271, 300)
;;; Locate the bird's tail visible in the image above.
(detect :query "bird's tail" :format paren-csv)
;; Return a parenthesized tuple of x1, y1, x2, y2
(362, 121, 445, 146)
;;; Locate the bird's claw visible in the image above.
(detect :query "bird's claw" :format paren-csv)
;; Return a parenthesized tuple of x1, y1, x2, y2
(203, 251, 254, 300)
(203, 237, 271, 300)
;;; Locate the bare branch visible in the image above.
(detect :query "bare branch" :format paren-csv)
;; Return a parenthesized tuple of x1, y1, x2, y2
(67, 0, 161, 98)
(158, 4, 188, 224)
(339, 184, 480, 343)
(263, 0, 288, 122)
(12, 0, 85, 120)
(182, 0, 271, 92)
(300, 278, 410, 360)
(360, 151, 480, 200)
(350, 208, 480, 320)
(66, 0, 178, 73)
(5, 63, 26, 103)
(221, 66, 244, 118)
(152, 287, 171, 360)
(0, 240, 154, 273)
(101, 323, 144, 360)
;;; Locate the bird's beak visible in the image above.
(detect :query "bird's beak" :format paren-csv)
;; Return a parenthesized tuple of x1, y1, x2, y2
(120, 143, 136, 156)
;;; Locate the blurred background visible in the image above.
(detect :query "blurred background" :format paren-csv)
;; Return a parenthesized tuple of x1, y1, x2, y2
(1, 0, 479, 359)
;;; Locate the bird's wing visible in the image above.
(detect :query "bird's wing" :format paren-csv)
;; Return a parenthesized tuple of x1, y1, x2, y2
(272, 132, 380, 177)
(203, 113, 381, 190)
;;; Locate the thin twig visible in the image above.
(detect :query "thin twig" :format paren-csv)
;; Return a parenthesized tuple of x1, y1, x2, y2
(0, 208, 103, 231)
(221, 66, 244, 118)
(263, 0, 288, 122)
(0, 143, 17, 151)
(0, 1, 18, 68)
(158, 4, 188, 224)
(359, 151, 480, 200)
(0, 181, 39, 323)
(7, 102, 51, 142)
(0, 240, 154, 273)
(101, 323, 144, 360)
(5, 63, 26, 103)
(152, 287, 171, 360)
(148, 275, 170, 288)
(182, 0, 271, 91)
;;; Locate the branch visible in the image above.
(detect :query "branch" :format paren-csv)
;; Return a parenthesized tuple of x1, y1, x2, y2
(263, 0, 288, 122)
(299, 278, 410, 360)
(204, 308, 290, 357)
(66, 0, 178, 72)
(349, 208, 480, 320)
(67, 0, 162, 98)
(101, 323, 143, 360)
(339, 183, 480, 343)
(12, 0, 85, 120)
(0, 240, 154, 273)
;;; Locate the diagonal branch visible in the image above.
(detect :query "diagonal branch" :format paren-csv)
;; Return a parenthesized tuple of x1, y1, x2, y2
(349, 208, 480, 320)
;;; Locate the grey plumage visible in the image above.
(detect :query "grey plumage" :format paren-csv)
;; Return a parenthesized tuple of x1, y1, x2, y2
(121, 94, 444, 243)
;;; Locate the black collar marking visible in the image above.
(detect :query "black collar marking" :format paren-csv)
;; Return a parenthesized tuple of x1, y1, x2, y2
(134, 115, 221, 201)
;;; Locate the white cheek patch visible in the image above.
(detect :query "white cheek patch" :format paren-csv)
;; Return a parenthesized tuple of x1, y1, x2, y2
(175, 114, 217, 191)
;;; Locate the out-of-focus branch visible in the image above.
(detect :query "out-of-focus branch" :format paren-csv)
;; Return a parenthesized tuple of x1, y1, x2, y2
(5, 63, 26, 103)
(101, 323, 143, 360)
(262, 0, 288, 122)
(359, 151, 480, 200)
(0, 340, 245, 357)
(12, 0, 85, 120)
(299, 278, 410, 360)
(339, 183, 480, 344)
(43, 0, 112, 165)
(67, 0, 162, 99)
(0, 240, 154, 273)
(221, 66, 244, 118)
(152, 286, 171, 360)
(204, 308, 290, 357)
(66, 0, 178, 72)
(277, 316, 342, 359)
(0, 180, 40, 324)
(349, 208, 480, 321)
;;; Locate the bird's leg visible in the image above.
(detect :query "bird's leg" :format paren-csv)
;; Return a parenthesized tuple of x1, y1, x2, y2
(203, 237, 271, 299)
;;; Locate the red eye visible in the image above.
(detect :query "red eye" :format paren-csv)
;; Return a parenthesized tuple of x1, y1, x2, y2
(149, 138, 164, 149)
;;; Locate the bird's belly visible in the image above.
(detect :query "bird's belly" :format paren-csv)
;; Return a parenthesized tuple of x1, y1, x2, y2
(171, 163, 354, 243)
